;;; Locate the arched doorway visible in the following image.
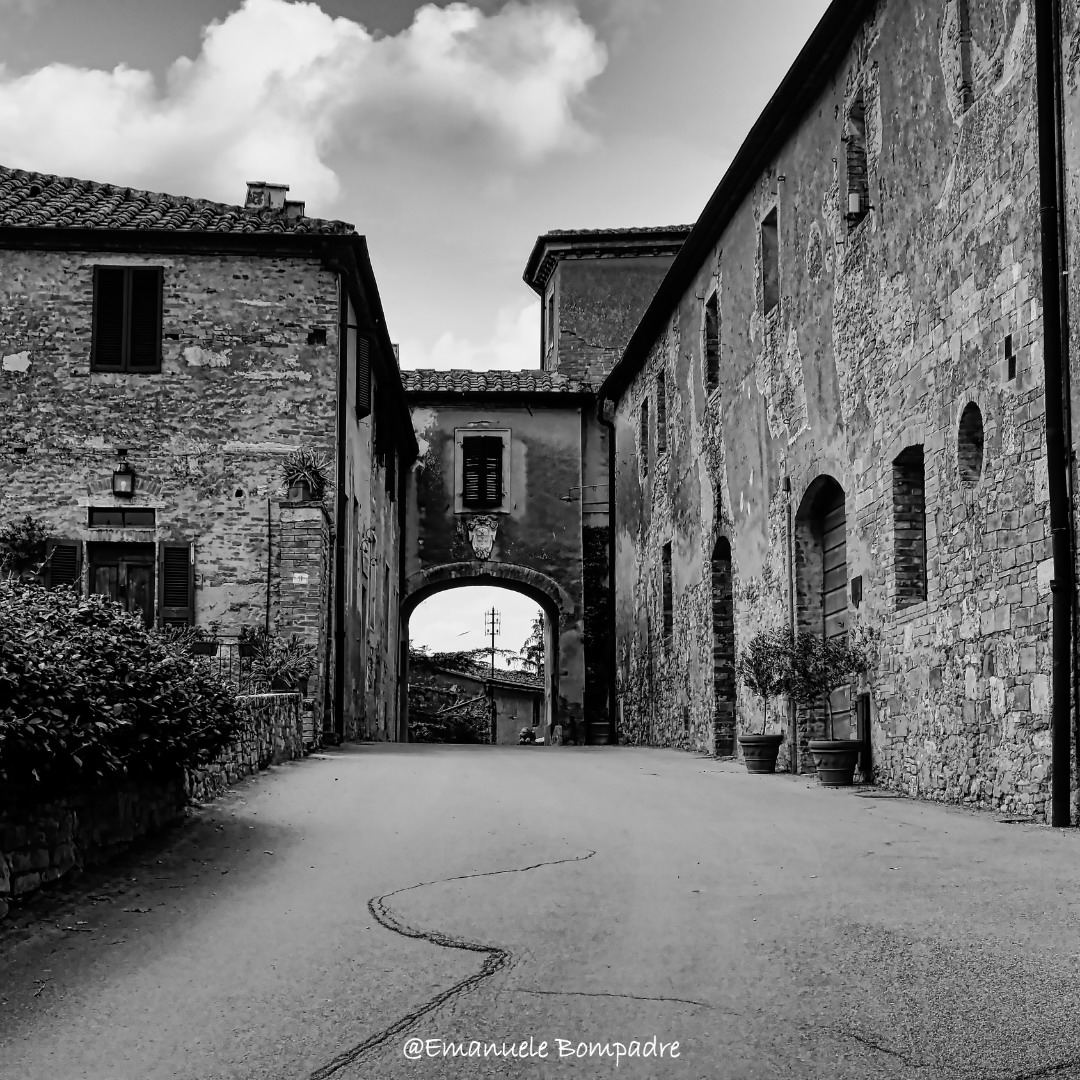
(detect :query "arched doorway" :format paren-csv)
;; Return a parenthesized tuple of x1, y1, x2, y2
(711, 537, 736, 756)
(400, 564, 573, 743)
(794, 477, 853, 744)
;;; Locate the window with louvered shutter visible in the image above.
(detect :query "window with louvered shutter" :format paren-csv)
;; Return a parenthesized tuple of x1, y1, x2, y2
(356, 336, 372, 419)
(158, 541, 194, 626)
(45, 540, 82, 591)
(91, 265, 163, 373)
(462, 436, 503, 509)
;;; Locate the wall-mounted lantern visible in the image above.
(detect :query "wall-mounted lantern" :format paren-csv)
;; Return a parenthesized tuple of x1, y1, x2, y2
(112, 462, 135, 498)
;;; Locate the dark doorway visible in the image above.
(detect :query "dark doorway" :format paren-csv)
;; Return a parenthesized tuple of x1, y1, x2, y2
(89, 543, 156, 628)
(711, 537, 736, 756)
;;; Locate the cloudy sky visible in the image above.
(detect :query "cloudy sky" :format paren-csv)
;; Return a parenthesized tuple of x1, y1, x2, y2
(0, 0, 831, 650)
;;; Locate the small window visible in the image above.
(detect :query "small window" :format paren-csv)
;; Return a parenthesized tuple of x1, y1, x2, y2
(89, 507, 156, 528)
(462, 435, 503, 509)
(761, 208, 779, 314)
(640, 398, 650, 478)
(893, 446, 927, 608)
(656, 371, 668, 455)
(958, 402, 984, 484)
(92, 266, 163, 372)
(662, 541, 674, 647)
(845, 95, 869, 229)
(704, 292, 720, 392)
(956, 0, 974, 111)
(546, 291, 555, 353)
(1006, 335, 1016, 381)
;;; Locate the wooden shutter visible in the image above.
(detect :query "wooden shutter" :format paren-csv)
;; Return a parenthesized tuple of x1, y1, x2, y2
(127, 267, 163, 371)
(158, 541, 194, 626)
(462, 436, 502, 508)
(92, 267, 125, 370)
(356, 336, 371, 420)
(45, 539, 82, 591)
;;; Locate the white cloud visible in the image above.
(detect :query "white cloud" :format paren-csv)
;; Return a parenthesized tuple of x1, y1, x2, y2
(399, 300, 539, 371)
(0, 0, 606, 207)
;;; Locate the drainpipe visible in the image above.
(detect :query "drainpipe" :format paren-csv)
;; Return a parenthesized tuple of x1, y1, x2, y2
(598, 399, 618, 746)
(330, 270, 348, 742)
(1034, 0, 1075, 827)
(784, 475, 798, 776)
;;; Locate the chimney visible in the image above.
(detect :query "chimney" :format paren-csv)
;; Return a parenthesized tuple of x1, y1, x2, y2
(284, 199, 306, 219)
(245, 180, 290, 210)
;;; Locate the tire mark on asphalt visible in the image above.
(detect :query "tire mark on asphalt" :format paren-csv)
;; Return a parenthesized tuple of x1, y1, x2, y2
(305, 850, 596, 1080)
(503, 987, 718, 1009)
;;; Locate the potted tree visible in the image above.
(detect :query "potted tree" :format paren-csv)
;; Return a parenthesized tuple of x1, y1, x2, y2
(790, 628, 876, 786)
(735, 627, 791, 774)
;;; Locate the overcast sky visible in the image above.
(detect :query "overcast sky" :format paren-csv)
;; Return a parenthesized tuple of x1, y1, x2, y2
(0, 0, 832, 649)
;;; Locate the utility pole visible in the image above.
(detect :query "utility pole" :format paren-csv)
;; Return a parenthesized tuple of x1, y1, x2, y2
(484, 607, 500, 742)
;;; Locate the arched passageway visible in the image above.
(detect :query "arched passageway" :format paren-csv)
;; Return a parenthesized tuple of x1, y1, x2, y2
(711, 537, 736, 756)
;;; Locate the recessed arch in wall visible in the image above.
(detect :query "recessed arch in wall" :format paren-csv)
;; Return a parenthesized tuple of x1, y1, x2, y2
(957, 401, 984, 484)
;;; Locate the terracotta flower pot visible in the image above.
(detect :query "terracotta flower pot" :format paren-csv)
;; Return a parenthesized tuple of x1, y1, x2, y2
(807, 739, 862, 786)
(737, 733, 784, 774)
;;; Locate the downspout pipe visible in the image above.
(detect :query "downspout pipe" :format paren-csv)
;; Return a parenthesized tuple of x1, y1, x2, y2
(598, 398, 618, 746)
(330, 269, 349, 742)
(1035, 0, 1075, 827)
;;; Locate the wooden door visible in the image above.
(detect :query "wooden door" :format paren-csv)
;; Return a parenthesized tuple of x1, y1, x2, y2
(89, 545, 156, 629)
(819, 487, 852, 737)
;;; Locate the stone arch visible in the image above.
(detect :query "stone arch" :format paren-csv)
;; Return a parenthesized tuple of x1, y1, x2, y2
(793, 475, 852, 750)
(400, 561, 574, 743)
(710, 535, 736, 757)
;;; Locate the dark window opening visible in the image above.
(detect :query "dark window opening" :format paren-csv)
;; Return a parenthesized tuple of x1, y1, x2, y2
(92, 266, 163, 373)
(662, 541, 673, 648)
(462, 435, 503, 509)
(640, 398, 650, 478)
(761, 208, 780, 314)
(958, 402, 984, 484)
(307, 327, 328, 346)
(851, 574, 863, 608)
(546, 292, 555, 353)
(89, 507, 156, 528)
(845, 95, 869, 230)
(957, 0, 974, 111)
(711, 537, 736, 756)
(656, 371, 668, 455)
(704, 292, 720, 392)
(893, 445, 927, 608)
(1006, 335, 1016, 381)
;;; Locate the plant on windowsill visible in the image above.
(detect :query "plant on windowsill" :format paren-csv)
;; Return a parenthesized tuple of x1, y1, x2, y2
(280, 446, 331, 503)
(790, 625, 877, 787)
(0, 514, 50, 582)
(735, 626, 792, 774)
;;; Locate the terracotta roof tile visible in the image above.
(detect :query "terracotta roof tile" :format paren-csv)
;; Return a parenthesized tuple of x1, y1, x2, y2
(401, 368, 593, 395)
(0, 165, 354, 235)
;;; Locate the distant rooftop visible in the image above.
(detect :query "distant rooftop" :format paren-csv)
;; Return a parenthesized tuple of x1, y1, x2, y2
(523, 224, 692, 293)
(0, 165, 354, 235)
(401, 368, 594, 396)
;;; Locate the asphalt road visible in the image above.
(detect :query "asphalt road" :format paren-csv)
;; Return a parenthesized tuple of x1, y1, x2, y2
(2, 744, 1080, 1080)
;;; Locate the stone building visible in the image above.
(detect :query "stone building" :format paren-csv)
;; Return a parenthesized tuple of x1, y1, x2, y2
(0, 166, 416, 742)
(401, 228, 687, 744)
(598, 0, 1080, 823)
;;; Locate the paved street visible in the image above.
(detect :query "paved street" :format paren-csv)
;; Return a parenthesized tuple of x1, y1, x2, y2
(2, 745, 1080, 1080)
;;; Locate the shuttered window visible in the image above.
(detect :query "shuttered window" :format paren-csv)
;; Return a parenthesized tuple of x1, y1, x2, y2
(92, 266, 163, 372)
(355, 335, 372, 419)
(158, 541, 194, 626)
(462, 436, 503, 509)
(45, 540, 82, 591)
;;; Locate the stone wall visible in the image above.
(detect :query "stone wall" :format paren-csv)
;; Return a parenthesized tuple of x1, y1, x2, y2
(0, 693, 303, 919)
(611, 0, 1059, 819)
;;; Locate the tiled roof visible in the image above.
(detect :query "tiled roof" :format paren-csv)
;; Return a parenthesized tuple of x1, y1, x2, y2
(0, 165, 354, 235)
(401, 369, 593, 395)
(536, 225, 694, 239)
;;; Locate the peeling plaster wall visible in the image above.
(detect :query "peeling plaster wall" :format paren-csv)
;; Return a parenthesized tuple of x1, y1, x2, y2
(614, 0, 1058, 819)
(405, 400, 592, 741)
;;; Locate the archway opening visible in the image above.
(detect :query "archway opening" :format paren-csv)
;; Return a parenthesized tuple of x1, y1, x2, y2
(794, 476, 853, 752)
(404, 584, 553, 745)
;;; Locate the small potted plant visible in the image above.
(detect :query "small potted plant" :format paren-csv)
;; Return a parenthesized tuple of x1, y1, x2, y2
(790, 628, 876, 786)
(237, 625, 265, 658)
(190, 621, 222, 656)
(280, 446, 331, 503)
(735, 627, 791, 773)
(248, 634, 317, 693)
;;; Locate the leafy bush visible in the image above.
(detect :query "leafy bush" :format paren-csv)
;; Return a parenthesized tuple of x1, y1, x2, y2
(409, 705, 490, 744)
(246, 634, 317, 692)
(0, 579, 243, 792)
(0, 513, 50, 580)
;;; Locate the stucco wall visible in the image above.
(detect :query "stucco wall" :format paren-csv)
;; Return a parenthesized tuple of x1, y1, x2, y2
(613, 0, 1058, 819)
